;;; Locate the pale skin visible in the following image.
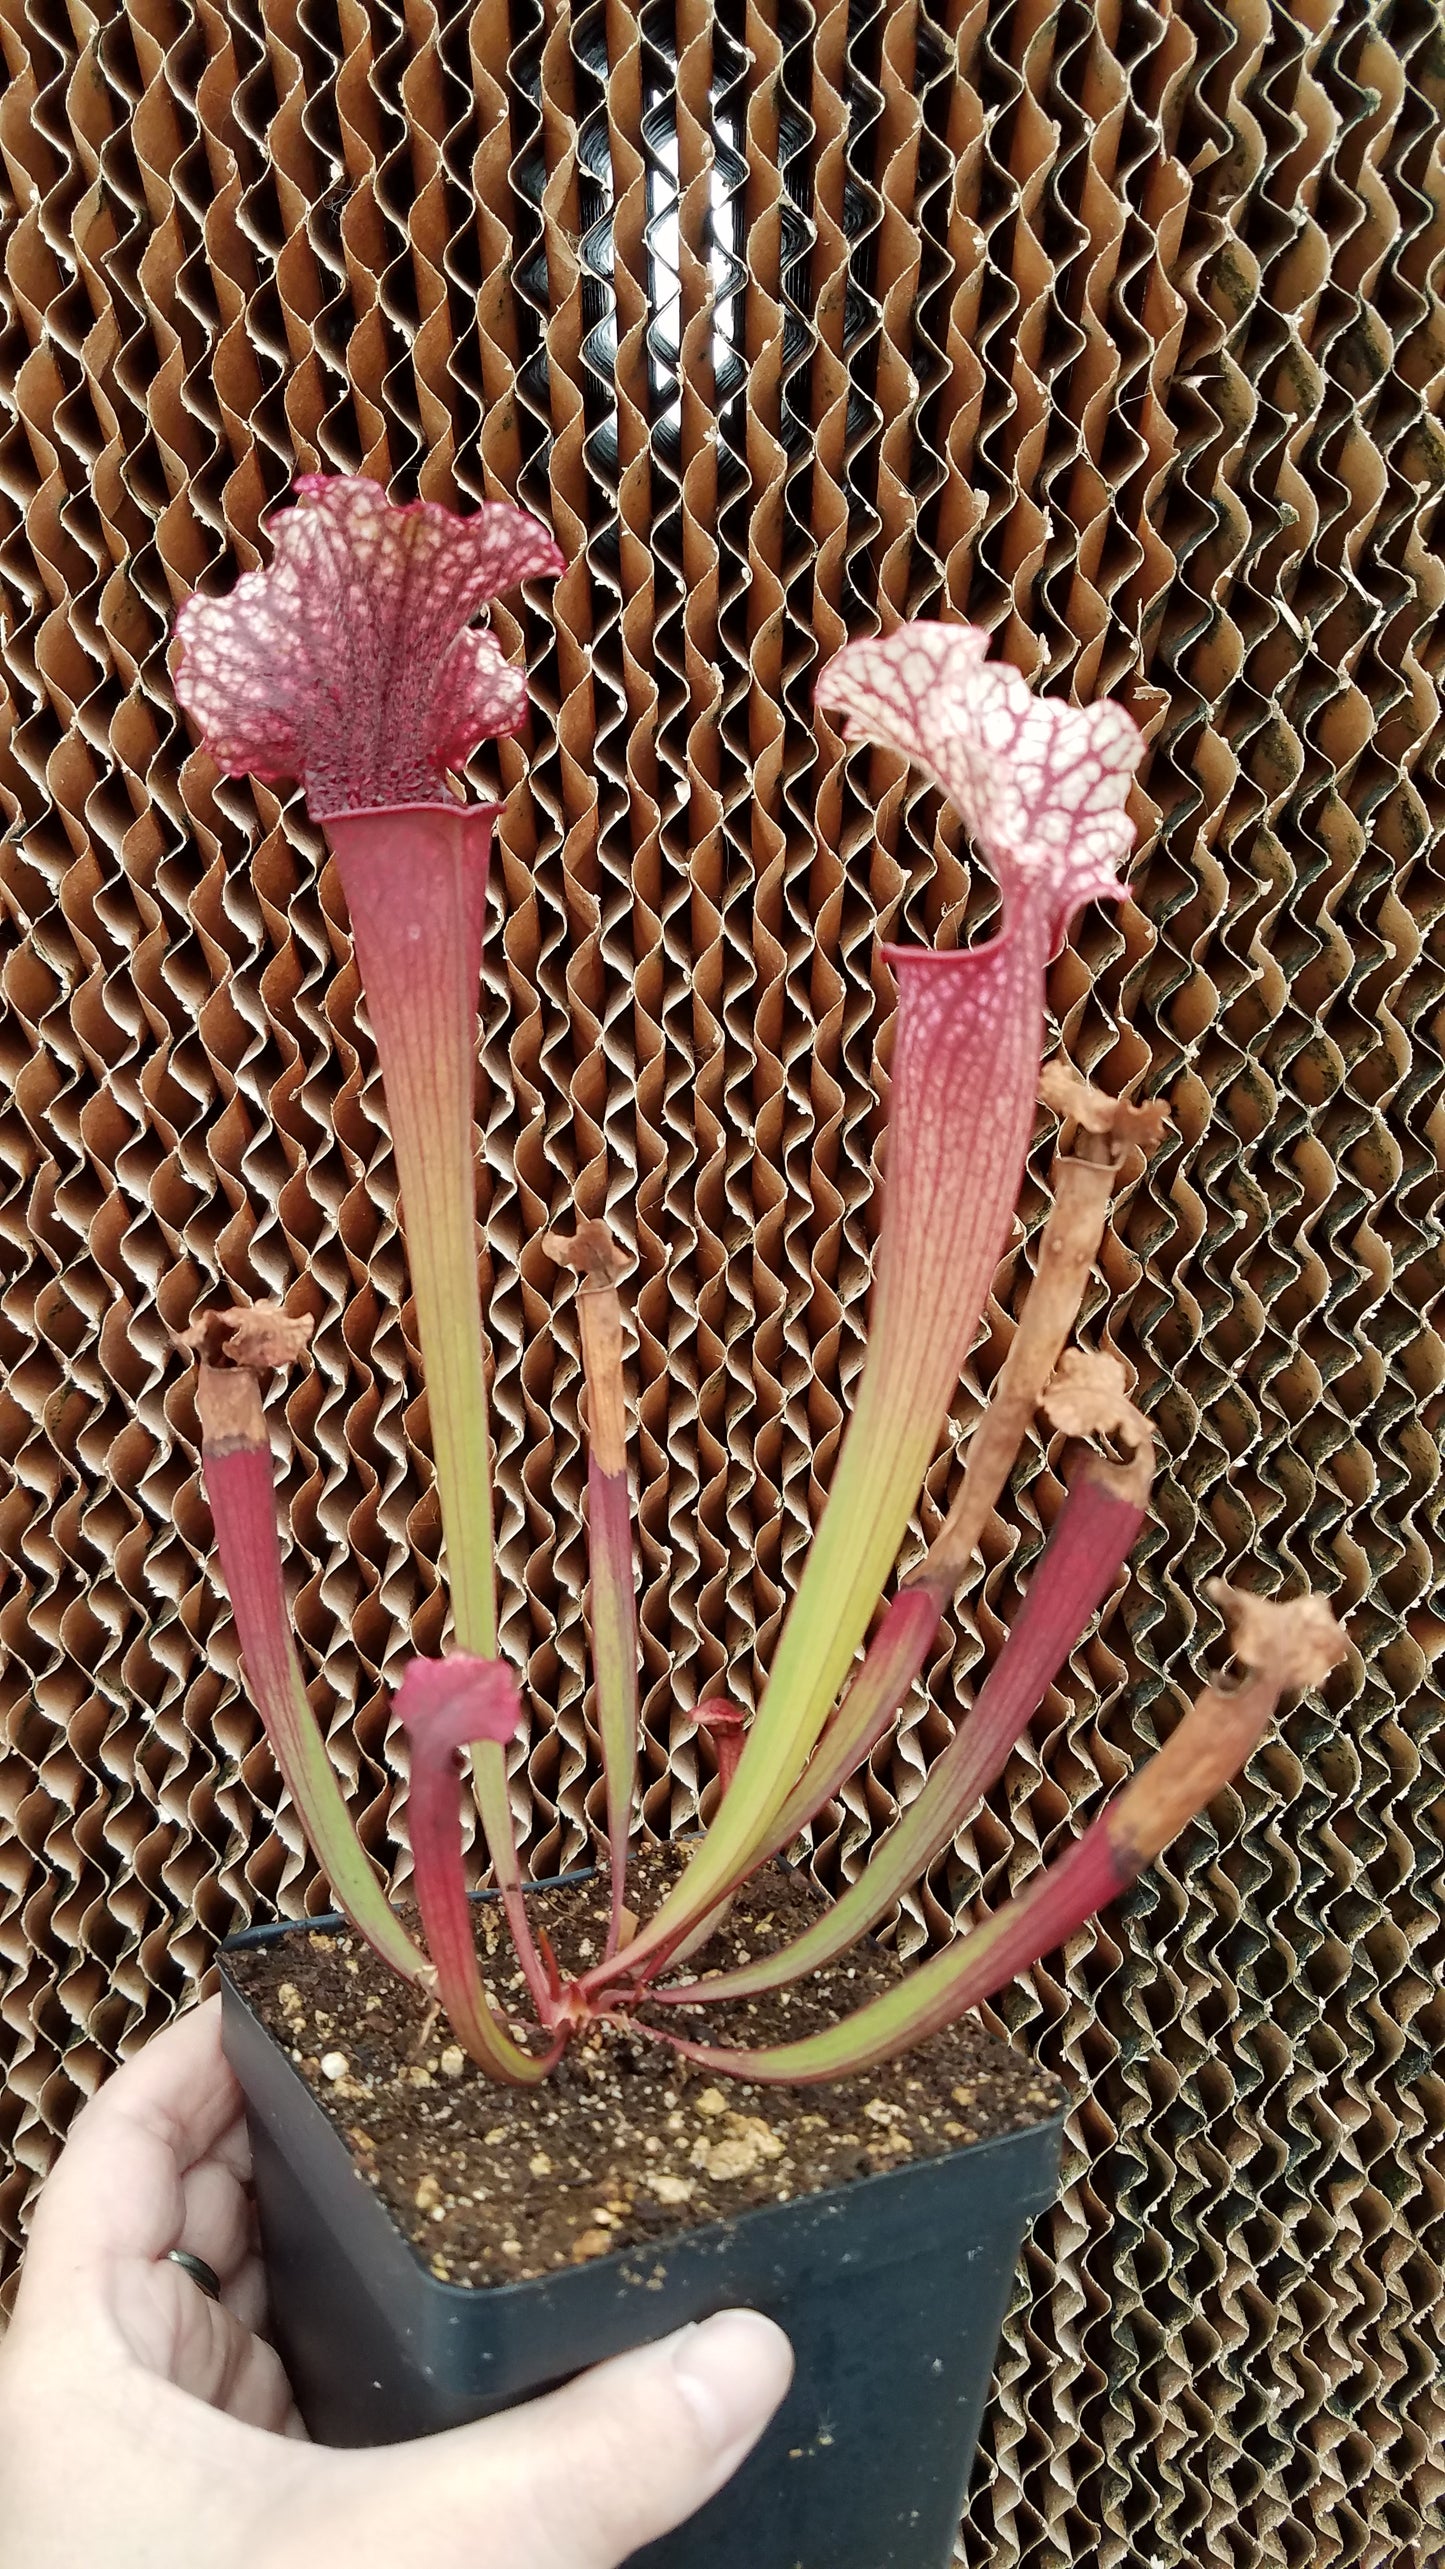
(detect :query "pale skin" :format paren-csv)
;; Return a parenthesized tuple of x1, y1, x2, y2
(0, 1999, 793, 2569)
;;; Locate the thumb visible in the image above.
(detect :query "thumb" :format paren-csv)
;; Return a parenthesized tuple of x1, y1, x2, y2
(310, 2309, 794, 2569)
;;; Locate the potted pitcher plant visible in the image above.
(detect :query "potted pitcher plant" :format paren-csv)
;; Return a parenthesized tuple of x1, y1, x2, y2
(169, 475, 1344, 2569)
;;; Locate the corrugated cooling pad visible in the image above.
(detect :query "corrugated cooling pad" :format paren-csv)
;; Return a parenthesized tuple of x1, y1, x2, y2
(1, 3, 1442, 2562)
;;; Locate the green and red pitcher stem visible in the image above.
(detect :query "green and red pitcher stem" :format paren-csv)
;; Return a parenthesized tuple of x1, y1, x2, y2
(466, 1745, 554, 2019)
(588, 1456, 640, 1953)
(396, 1655, 560, 2082)
(325, 802, 548, 2004)
(646, 1816, 1130, 2086)
(196, 1368, 427, 1987)
(600, 921, 1051, 1982)
(642, 1663, 1286, 2087)
(545, 1225, 641, 1960)
(626, 1593, 945, 1990)
(325, 803, 501, 1658)
(657, 1449, 1151, 2005)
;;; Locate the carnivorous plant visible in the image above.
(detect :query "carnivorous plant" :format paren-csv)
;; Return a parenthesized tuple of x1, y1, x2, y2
(173, 477, 1346, 2087)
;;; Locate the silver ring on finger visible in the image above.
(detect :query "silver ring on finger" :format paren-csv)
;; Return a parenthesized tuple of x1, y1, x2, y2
(166, 2247, 223, 2302)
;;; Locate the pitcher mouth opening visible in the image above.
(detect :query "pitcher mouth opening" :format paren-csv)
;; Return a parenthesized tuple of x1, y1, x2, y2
(322, 797, 506, 824)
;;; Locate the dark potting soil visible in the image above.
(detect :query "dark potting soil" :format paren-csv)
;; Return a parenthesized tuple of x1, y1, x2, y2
(227, 1850, 1065, 2291)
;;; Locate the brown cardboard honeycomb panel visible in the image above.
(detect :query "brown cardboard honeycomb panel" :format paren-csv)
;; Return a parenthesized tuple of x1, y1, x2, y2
(1, 2, 1442, 2562)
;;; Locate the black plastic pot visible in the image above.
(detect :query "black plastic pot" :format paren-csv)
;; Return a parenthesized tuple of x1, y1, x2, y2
(221, 1914, 1064, 2569)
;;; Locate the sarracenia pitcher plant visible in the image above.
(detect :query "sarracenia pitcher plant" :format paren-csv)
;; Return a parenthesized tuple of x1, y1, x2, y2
(173, 476, 1346, 2085)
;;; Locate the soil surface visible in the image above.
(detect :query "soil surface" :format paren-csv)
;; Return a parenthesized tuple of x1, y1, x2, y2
(226, 1850, 1065, 2289)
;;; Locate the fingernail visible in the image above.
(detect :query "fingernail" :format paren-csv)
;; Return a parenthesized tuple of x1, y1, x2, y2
(670, 2309, 794, 2453)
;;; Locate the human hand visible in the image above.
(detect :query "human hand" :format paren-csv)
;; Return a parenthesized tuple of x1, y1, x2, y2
(0, 1997, 793, 2568)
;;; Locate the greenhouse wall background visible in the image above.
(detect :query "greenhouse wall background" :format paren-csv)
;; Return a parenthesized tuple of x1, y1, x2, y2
(1, 2, 1442, 2561)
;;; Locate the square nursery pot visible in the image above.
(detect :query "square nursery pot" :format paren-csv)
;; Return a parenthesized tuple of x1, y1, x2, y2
(220, 1906, 1064, 2569)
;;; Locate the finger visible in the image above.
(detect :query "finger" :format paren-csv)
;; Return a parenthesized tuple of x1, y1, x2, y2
(87, 1996, 239, 2167)
(222, 2322, 302, 2436)
(131, 1994, 242, 2163)
(112, 2256, 298, 2437)
(179, 2157, 253, 2286)
(179, 2283, 298, 2436)
(198, 2111, 253, 2187)
(23, 2000, 241, 2280)
(309, 2309, 793, 2569)
(222, 2251, 271, 2340)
